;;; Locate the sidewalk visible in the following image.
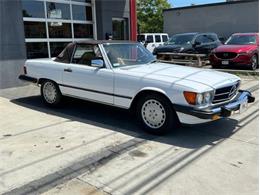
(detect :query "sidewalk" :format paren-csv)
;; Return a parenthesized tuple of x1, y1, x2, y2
(0, 79, 258, 195)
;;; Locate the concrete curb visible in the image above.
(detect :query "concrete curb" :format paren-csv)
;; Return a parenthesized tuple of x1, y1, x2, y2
(157, 60, 259, 77)
(213, 69, 259, 77)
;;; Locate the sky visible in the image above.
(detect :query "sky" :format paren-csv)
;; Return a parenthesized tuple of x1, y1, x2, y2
(169, 0, 225, 7)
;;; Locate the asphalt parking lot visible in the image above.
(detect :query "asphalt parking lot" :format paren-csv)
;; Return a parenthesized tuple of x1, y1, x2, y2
(0, 76, 258, 195)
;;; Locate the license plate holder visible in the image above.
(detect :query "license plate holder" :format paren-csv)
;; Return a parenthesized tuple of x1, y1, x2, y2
(222, 60, 229, 65)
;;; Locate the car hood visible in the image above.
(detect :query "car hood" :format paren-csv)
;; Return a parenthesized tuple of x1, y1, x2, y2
(117, 63, 240, 91)
(214, 44, 257, 53)
(154, 44, 192, 53)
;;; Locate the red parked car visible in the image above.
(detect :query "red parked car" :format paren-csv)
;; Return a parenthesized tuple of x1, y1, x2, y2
(209, 33, 259, 70)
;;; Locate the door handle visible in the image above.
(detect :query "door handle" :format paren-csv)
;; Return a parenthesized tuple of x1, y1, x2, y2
(64, 68, 72, 72)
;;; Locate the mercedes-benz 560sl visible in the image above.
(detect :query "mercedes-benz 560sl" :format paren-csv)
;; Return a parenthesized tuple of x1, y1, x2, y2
(19, 41, 254, 134)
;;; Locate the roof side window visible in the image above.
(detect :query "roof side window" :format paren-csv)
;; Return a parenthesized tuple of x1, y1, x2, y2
(195, 34, 212, 44)
(137, 35, 145, 42)
(207, 34, 218, 42)
(72, 44, 102, 66)
(155, 35, 161, 43)
(146, 35, 154, 43)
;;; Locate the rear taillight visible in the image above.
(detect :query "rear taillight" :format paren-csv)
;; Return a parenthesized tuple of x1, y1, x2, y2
(23, 65, 27, 74)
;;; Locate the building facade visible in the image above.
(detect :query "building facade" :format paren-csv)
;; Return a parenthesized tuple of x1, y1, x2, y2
(0, 0, 136, 89)
(163, 0, 259, 38)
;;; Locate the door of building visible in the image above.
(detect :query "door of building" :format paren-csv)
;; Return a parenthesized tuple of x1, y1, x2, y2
(112, 18, 128, 40)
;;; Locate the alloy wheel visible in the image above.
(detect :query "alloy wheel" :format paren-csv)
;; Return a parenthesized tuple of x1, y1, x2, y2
(141, 99, 166, 129)
(42, 81, 57, 104)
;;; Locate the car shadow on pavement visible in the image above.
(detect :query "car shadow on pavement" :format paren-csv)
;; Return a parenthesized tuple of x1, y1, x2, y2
(10, 95, 243, 150)
(6, 95, 256, 195)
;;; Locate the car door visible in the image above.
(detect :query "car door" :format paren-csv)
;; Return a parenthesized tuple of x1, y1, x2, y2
(194, 34, 214, 54)
(61, 44, 114, 105)
(207, 34, 221, 51)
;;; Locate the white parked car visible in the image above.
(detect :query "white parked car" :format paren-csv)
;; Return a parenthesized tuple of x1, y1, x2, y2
(137, 33, 169, 53)
(19, 41, 255, 134)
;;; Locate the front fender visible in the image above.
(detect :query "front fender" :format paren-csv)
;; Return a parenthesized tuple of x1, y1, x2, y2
(136, 87, 168, 97)
(129, 87, 173, 109)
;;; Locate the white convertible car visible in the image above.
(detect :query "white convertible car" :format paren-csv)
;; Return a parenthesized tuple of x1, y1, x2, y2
(19, 41, 255, 134)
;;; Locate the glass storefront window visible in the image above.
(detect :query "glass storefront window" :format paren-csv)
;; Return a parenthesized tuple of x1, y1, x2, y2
(48, 23, 72, 38)
(50, 42, 70, 57)
(24, 22, 46, 38)
(74, 23, 93, 38)
(26, 42, 49, 59)
(72, 5, 92, 21)
(46, 2, 71, 20)
(23, 0, 95, 59)
(22, 0, 45, 18)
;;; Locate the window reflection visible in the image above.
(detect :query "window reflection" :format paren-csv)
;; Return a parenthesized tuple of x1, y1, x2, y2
(46, 2, 71, 20)
(26, 42, 48, 59)
(74, 24, 93, 38)
(72, 5, 92, 21)
(48, 23, 72, 38)
(50, 42, 70, 57)
(22, 0, 45, 18)
(24, 22, 46, 38)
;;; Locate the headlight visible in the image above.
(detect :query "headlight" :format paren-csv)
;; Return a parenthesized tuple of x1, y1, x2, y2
(204, 92, 212, 104)
(196, 94, 204, 104)
(239, 52, 248, 55)
(239, 50, 254, 55)
(183, 91, 213, 105)
(211, 49, 216, 54)
(179, 47, 185, 52)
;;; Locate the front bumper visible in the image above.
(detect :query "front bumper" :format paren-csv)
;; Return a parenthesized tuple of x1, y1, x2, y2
(174, 90, 255, 124)
(209, 54, 252, 67)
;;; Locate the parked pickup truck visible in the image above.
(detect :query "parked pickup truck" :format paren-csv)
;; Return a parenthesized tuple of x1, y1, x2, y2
(19, 41, 255, 135)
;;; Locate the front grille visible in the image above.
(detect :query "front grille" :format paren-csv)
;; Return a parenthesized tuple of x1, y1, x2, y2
(215, 52, 238, 59)
(213, 82, 240, 104)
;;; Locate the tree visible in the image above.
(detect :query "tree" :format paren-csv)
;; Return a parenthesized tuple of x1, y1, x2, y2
(137, 0, 171, 33)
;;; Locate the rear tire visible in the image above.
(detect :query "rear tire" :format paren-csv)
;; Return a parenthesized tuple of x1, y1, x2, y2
(136, 94, 179, 135)
(41, 80, 62, 107)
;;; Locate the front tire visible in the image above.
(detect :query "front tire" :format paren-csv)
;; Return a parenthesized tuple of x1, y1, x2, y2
(136, 94, 179, 135)
(211, 65, 218, 69)
(41, 80, 62, 107)
(250, 55, 258, 70)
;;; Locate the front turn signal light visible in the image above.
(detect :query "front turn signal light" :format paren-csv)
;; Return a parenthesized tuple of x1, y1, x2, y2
(183, 91, 197, 105)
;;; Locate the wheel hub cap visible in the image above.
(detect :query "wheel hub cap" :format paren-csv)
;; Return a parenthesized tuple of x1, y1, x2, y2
(141, 99, 166, 129)
(43, 82, 57, 103)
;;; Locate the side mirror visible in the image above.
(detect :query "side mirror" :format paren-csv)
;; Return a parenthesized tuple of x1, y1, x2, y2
(219, 37, 226, 44)
(91, 59, 104, 68)
(193, 41, 200, 47)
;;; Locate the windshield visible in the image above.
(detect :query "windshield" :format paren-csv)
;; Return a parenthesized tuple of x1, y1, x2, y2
(225, 35, 257, 45)
(103, 43, 155, 67)
(167, 34, 195, 45)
